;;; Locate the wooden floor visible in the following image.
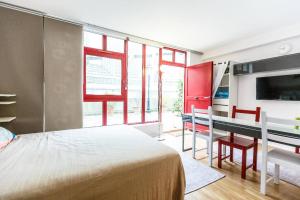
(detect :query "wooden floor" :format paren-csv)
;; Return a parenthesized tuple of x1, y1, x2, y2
(166, 132, 300, 200)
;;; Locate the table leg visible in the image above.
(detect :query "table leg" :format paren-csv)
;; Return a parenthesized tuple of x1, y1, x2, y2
(182, 121, 192, 152)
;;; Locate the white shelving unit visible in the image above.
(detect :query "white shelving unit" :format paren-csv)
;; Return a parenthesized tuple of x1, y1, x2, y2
(212, 61, 238, 117)
(0, 94, 16, 123)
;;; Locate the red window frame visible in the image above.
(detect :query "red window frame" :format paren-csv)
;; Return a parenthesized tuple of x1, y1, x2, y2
(83, 47, 126, 101)
(161, 47, 187, 67)
(83, 35, 128, 125)
(83, 32, 187, 126)
(159, 47, 187, 124)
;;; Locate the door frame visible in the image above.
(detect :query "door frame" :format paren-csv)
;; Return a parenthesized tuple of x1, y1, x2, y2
(159, 48, 187, 127)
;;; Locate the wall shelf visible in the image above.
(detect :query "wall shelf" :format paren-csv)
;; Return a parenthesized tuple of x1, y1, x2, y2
(0, 101, 16, 105)
(0, 94, 16, 124)
(0, 117, 16, 123)
(0, 94, 16, 97)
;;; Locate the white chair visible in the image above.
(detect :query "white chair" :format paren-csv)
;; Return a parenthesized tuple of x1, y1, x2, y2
(191, 105, 225, 166)
(260, 111, 300, 195)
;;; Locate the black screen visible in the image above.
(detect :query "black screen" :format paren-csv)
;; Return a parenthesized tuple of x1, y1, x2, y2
(256, 74, 300, 101)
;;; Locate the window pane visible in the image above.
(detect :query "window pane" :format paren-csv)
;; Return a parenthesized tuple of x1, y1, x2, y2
(86, 55, 122, 95)
(175, 51, 185, 64)
(107, 102, 124, 125)
(161, 66, 184, 132)
(127, 42, 143, 123)
(145, 46, 159, 121)
(84, 32, 102, 49)
(107, 37, 124, 53)
(162, 48, 173, 62)
(83, 102, 102, 127)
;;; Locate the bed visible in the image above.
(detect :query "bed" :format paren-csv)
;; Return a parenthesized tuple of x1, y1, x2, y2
(0, 125, 185, 200)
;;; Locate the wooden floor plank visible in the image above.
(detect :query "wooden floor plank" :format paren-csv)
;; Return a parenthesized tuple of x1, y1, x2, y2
(165, 133, 300, 200)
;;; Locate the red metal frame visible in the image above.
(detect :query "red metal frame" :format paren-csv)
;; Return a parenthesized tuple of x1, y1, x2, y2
(159, 47, 187, 127)
(83, 47, 126, 101)
(218, 106, 261, 179)
(103, 35, 107, 51)
(161, 47, 187, 67)
(83, 36, 127, 126)
(83, 33, 187, 126)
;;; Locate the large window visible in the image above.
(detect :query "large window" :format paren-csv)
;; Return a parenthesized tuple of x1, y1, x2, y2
(83, 31, 186, 127)
(83, 31, 126, 127)
(127, 42, 143, 123)
(145, 46, 159, 122)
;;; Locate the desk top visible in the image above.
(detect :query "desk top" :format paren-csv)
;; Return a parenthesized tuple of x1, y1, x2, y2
(183, 113, 300, 139)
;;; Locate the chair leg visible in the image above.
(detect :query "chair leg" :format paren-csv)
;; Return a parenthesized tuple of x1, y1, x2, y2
(274, 164, 280, 184)
(218, 141, 222, 168)
(192, 131, 196, 159)
(230, 146, 234, 162)
(260, 142, 268, 195)
(208, 140, 213, 167)
(296, 147, 300, 154)
(241, 148, 247, 179)
(206, 140, 209, 155)
(253, 140, 258, 171)
(260, 162, 267, 195)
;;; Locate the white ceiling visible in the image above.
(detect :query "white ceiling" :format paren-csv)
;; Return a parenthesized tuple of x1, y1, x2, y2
(3, 0, 300, 52)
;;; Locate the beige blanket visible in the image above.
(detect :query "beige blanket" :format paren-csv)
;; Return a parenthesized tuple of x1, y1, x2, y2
(0, 125, 185, 200)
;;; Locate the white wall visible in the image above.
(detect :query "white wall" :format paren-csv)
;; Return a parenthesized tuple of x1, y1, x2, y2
(188, 52, 203, 66)
(203, 36, 300, 119)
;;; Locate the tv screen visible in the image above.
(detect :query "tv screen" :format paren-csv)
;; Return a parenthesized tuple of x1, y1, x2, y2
(256, 74, 300, 101)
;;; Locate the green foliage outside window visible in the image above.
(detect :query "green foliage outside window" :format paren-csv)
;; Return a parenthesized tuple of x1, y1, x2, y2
(172, 80, 184, 115)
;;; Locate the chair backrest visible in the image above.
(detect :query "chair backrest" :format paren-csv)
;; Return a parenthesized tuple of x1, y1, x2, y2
(231, 106, 261, 138)
(232, 106, 261, 122)
(261, 111, 300, 147)
(191, 105, 212, 133)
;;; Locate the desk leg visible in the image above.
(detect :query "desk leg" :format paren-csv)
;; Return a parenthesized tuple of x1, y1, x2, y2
(182, 122, 192, 152)
(182, 122, 185, 152)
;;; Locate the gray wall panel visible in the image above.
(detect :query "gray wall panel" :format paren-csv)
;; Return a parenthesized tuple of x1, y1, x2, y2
(44, 18, 83, 131)
(0, 7, 44, 134)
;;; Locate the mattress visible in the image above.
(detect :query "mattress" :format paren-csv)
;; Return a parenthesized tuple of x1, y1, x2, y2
(0, 125, 185, 200)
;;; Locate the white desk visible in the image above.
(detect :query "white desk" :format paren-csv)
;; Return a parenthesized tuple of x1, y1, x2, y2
(181, 113, 300, 158)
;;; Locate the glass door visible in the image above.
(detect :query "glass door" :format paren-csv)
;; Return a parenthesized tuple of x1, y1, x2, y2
(84, 48, 126, 126)
(161, 65, 185, 132)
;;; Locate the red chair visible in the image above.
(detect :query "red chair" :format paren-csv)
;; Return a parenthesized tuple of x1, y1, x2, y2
(296, 147, 300, 154)
(217, 106, 261, 179)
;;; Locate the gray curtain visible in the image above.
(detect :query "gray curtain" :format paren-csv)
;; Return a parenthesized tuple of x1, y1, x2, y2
(0, 7, 44, 134)
(44, 18, 83, 131)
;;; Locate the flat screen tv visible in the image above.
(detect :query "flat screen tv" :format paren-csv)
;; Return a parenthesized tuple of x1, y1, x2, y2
(256, 74, 300, 101)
